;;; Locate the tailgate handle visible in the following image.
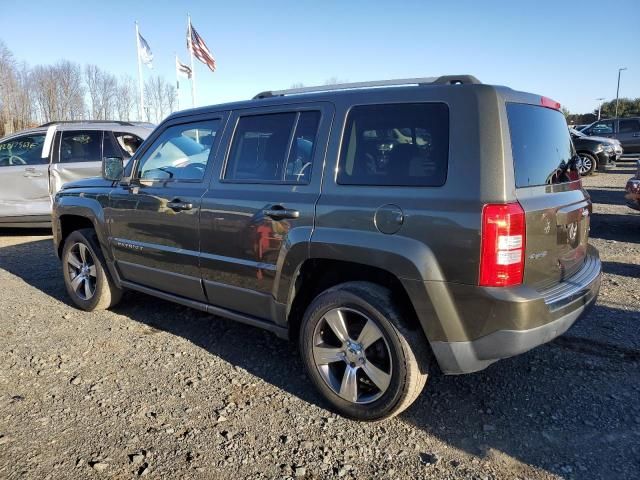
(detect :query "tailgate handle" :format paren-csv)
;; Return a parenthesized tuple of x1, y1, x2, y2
(556, 202, 589, 225)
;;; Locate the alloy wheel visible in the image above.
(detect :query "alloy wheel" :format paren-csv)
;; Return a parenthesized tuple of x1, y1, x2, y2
(312, 307, 393, 404)
(66, 242, 97, 300)
(578, 155, 593, 175)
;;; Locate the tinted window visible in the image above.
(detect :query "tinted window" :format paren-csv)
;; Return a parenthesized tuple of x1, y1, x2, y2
(114, 132, 144, 158)
(102, 132, 120, 158)
(0, 133, 47, 167)
(285, 111, 321, 183)
(337, 103, 449, 186)
(60, 131, 102, 163)
(587, 120, 614, 135)
(225, 111, 320, 184)
(507, 103, 578, 188)
(136, 120, 220, 181)
(619, 119, 640, 133)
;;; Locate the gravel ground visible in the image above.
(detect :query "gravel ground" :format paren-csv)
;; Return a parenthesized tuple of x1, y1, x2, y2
(1, 160, 639, 480)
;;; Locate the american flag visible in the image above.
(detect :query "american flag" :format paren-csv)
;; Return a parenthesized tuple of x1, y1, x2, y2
(188, 21, 216, 72)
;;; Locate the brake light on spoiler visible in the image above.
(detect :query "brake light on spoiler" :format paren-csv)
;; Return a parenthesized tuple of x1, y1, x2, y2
(479, 203, 526, 287)
(541, 96, 561, 110)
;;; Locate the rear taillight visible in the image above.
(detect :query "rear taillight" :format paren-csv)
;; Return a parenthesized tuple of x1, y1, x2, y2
(479, 203, 526, 287)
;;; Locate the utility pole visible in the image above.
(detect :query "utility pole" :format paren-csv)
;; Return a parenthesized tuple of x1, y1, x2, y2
(615, 67, 627, 118)
(596, 97, 605, 120)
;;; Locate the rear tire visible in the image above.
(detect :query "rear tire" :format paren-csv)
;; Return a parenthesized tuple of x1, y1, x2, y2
(299, 281, 430, 421)
(61, 228, 122, 311)
(577, 152, 597, 176)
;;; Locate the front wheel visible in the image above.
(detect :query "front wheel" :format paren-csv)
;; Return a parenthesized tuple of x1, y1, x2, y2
(299, 281, 430, 421)
(62, 228, 122, 311)
(577, 152, 597, 176)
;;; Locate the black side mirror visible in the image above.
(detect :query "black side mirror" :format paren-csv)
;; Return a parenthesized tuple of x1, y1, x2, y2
(102, 156, 124, 182)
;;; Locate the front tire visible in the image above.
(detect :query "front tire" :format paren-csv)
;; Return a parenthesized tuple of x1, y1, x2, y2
(299, 281, 429, 421)
(577, 152, 597, 176)
(62, 228, 122, 311)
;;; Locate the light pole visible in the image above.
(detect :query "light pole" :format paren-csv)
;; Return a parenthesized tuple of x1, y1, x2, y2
(615, 67, 627, 117)
(596, 97, 605, 120)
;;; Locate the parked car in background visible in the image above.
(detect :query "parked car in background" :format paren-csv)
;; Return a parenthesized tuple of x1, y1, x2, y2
(569, 128, 618, 175)
(581, 117, 640, 154)
(625, 160, 640, 211)
(52, 76, 601, 420)
(0, 121, 152, 227)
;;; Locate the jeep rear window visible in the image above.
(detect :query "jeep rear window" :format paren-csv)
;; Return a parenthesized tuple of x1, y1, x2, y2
(508, 103, 578, 187)
(337, 103, 449, 187)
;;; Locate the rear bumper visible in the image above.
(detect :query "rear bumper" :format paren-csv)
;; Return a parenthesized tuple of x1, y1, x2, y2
(429, 248, 601, 374)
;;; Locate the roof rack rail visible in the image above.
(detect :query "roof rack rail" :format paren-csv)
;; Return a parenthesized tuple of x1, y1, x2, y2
(38, 120, 136, 128)
(253, 75, 481, 99)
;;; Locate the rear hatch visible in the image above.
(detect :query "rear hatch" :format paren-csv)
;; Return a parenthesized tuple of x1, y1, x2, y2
(507, 102, 590, 290)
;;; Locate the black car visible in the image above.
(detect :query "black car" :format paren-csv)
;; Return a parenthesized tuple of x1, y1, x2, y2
(569, 128, 618, 175)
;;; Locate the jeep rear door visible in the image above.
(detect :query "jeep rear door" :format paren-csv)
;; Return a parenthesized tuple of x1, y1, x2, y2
(199, 103, 331, 323)
(49, 129, 110, 194)
(107, 114, 227, 301)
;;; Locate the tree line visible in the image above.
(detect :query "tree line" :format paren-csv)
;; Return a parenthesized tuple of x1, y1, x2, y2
(563, 98, 640, 126)
(0, 40, 176, 136)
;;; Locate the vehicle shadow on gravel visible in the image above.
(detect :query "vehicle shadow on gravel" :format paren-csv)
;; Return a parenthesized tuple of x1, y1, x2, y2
(402, 302, 640, 479)
(0, 237, 68, 302)
(589, 212, 639, 244)
(586, 188, 627, 206)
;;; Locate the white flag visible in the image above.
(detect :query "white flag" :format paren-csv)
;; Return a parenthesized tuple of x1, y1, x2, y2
(138, 32, 153, 68)
(176, 56, 192, 79)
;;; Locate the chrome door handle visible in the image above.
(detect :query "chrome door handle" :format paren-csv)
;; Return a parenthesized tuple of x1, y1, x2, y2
(263, 207, 300, 220)
(632, 133, 640, 137)
(167, 199, 193, 211)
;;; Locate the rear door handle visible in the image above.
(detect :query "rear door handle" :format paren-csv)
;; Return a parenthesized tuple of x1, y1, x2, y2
(263, 207, 300, 220)
(632, 133, 640, 137)
(167, 199, 193, 211)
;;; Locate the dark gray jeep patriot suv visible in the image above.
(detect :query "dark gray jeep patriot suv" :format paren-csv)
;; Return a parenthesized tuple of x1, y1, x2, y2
(52, 75, 602, 420)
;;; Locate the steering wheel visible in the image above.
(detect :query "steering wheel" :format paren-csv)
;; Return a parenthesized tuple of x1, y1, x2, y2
(8, 155, 27, 166)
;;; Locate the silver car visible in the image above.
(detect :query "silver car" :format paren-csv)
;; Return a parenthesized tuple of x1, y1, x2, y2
(0, 121, 152, 227)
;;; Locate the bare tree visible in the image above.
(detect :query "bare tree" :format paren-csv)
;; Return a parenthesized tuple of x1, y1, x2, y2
(0, 41, 34, 134)
(115, 75, 136, 121)
(144, 75, 177, 123)
(85, 65, 117, 120)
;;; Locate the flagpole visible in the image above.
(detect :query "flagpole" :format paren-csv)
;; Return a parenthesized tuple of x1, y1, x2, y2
(135, 21, 145, 120)
(174, 52, 180, 111)
(188, 14, 196, 108)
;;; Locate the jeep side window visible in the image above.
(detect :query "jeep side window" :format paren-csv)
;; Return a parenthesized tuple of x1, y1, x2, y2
(619, 119, 640, 133)
(0, 134, 47, 167)
(337, 103, 449, 186)
(224, 111, 320, 184)
(59, 131, 102, 163)
(135, 120, 220, 182)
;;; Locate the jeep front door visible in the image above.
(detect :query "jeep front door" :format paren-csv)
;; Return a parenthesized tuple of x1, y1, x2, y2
(199, 104, 331, 323)
(107, 116, 225, 301)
